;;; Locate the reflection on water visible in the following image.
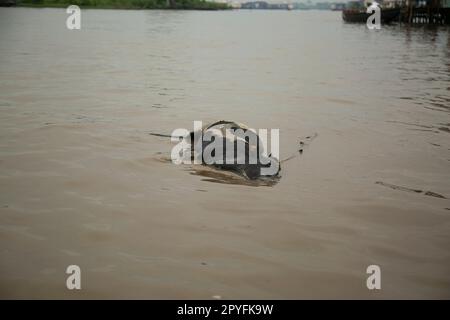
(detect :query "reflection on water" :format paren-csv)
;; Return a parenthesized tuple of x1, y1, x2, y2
(0, 8, 450, 299)
(153, 149, 281, 187)
(189, 166, 280, 187)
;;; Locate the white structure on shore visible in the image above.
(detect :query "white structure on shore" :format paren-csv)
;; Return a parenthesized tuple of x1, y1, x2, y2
(227, 1, 242, 8)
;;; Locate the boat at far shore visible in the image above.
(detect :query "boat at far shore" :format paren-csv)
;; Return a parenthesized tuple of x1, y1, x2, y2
(342, 1, 401, 24)
(342, 7, 401, 23)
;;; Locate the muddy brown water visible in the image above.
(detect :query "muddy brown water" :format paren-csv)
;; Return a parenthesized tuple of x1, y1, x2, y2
(0, 8, 449, 298)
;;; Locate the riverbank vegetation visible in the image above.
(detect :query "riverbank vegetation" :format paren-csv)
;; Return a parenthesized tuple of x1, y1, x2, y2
(17, 0, 229, 10)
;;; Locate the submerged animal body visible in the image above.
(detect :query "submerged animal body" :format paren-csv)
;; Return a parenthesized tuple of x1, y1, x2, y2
(151, 120, 281, 181)
(151, 120, 317, 184)
(187, 121, 281, 180)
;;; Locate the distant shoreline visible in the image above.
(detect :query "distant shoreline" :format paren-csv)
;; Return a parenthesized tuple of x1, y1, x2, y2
(8, 1, 230, 11)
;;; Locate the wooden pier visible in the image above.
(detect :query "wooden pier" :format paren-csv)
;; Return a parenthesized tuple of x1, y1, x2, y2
(400, 0, 450, 24)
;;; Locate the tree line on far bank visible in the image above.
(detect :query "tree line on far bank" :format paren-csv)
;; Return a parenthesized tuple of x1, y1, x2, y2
(17, 0, 229, 10)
